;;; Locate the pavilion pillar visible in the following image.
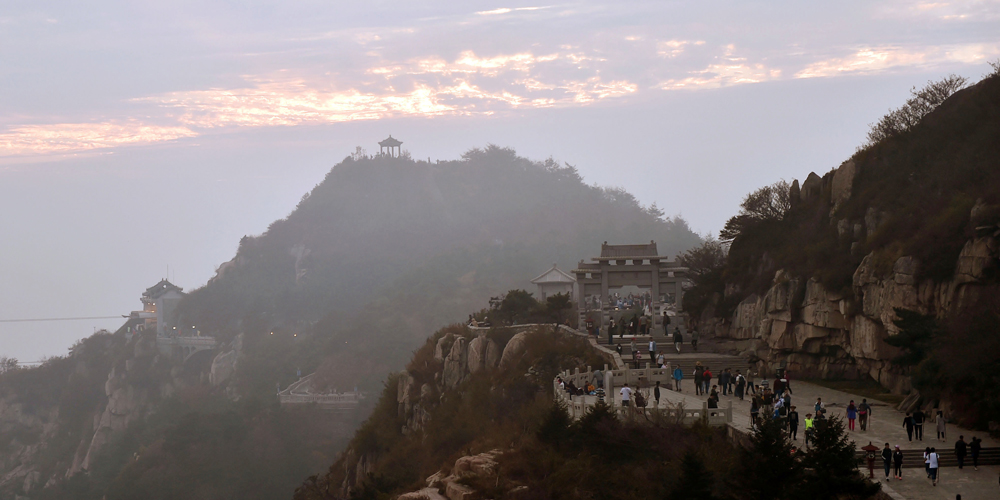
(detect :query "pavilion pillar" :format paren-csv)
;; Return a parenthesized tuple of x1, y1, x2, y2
(600, 263, 609, 332)
(651, 262, 660, 332)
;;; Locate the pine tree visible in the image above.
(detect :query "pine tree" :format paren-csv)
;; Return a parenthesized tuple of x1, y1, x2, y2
(801, 417, 880, 499)
(672, 450, 717, 500)
(734, 415, 802, 500)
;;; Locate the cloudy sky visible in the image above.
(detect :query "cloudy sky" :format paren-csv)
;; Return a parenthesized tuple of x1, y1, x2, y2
(2, 0, 998, 360)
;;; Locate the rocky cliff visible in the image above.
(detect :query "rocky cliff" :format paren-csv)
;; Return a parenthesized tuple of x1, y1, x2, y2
(694, 72, 1000, 405)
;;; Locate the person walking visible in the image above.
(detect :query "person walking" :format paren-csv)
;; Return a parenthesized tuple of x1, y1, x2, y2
(847, 400, 858, 431)
(881, 443, 893, 481)
(673, 365, 683, 392)
(814, 397, 824, 416)
(702, 367, 713, 396)
(970, 437, 981, 470)
(936, 410, 947, 441)
(747, 367, 757, 396)
(804, 413, 814, 448)
(750, 399, 760, 429)
(656, 352, 665, 369)
(893, 445, 904, 480)
(955, 435, 968, 469)
(607, 319, 614, 345)
(913, 408, 925, 441)
(673, 328, 683, 353)
(719, 368, 731, 396)
(620, 383, 633, 408)
(690, 328, 699, 352)
(928, 447, 940, 486)
(903, 413, 915, 442)
(923, 446, 932, 478)
(648, 339, 657, 365)
(693, 363, 704, 396)
(653, 380, 661, 408)
(734, 370, 746, 401)
(859, 399, 872, 431)
(788, 406, 799, 440)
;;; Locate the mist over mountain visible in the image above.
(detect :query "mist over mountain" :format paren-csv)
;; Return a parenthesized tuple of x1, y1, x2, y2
(0, 146, 700, 500)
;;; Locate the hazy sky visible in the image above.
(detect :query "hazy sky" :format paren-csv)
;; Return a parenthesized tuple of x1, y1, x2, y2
(2, 0, 998, 361)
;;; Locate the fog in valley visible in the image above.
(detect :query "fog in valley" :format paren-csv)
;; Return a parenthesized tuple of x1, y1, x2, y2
(2, 2, 999, 499)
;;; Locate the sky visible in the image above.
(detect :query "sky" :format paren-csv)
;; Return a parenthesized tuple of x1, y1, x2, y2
(1, 0, 998, 361)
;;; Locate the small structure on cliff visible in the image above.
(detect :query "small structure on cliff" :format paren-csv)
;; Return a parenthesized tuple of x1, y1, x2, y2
(378, 135, 403, 157)
(278, 374, 367, 412)
(572, 241, 689, 333)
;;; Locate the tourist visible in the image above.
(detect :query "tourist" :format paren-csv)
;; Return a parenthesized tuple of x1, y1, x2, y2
(859, 399, 872, 431)
(632, 347, 641, 369)
(615, 343, 623, 357)
(881, 443, 893, 480)
(662, 312, 671, 335)
(648, 338, 657, 364)
(750, 399, 761, 429)
(893, 445, 904, 480)
(971, 437, 982, 470)
(803, 413, 814, 447)
(639, 314, 648, 336)
(620, 383, 632, 408)
(702, 366, 713, 395)
(693, 362, 704, 396)
(673, 365, 683, 391)
(708, 389, 719, 409)
(746, 367, 757, 395)
(923, 446, 932, 478)
(734, 370, 746, 400)
(630, 338, 637, 355)
(936, 410, 947, 441)
(913, 408, 925, 441)
(955, 435, 967, 469)
(656, 352, 665, 368)
(773, 375, 784, 395)
(903, 413, 915, 442)
(673, 328, 683, 353)
(557, 377, 565, 390)
(846, 400, 858, 431)
(690, 328, 699, 351)
(654, 380, 661, 407)
(928, 447, 940, 485)
(782, 389, 791, 414)
(787, 405, 799, 440)
(592, 368, 604, 389)
(719, 368, 731, 396)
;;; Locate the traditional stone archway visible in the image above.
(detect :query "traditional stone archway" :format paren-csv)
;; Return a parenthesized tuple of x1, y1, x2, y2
(572, 241, 688, 334)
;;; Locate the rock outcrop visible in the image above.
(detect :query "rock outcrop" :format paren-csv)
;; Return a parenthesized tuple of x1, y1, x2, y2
(395, 450, 503, 500)
(706, 169, 1000, 394)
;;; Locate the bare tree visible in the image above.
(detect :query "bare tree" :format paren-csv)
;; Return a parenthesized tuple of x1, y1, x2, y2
(719, 180, 791, 242)
(863, 75, 968, 148)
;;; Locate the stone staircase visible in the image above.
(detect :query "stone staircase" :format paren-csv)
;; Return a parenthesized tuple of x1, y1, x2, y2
(857, 447, 1000, 468)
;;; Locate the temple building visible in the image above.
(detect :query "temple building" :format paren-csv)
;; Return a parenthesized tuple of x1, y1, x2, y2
(530, 264, 576, 300)
(572, 241, 689, 332)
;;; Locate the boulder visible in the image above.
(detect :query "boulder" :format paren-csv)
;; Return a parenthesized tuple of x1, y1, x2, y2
(830, 160, 856, 211)
(800, 172, 822, 201)
(398, 488, 448, 500)
(499, 331, 530, 369)
(955, 237, 997, 283)
(209, 349, 238, 386)
(466, 336, 500, 374)
(434, 334, 454, 362)
(445, 482, 478, 500)
(442, 337, 468, 389)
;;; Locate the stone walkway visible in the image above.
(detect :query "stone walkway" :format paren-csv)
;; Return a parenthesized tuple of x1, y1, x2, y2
(874, 465, 1000, 500)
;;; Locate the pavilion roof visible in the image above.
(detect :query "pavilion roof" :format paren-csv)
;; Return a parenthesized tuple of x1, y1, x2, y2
(378, 135, 403, 147)
(598, 241, 662, 259)
(530, 264, 576, 284)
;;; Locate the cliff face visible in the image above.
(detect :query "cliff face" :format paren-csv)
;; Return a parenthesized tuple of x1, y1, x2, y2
(695, 73, 1000, 399)
(707, 229, 998, 393)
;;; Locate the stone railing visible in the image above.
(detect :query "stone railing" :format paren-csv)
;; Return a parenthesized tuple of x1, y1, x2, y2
(552, 364, 733, 426)
(278, 374, 367, 411)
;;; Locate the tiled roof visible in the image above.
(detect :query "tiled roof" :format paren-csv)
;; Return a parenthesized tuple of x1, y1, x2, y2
(599, 241, 659, 259)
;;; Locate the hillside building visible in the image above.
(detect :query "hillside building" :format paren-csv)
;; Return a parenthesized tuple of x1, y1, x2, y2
(530, 264, 576, 300)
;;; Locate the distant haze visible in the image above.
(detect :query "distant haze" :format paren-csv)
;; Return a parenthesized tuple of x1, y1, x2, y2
(2, 0, 998, 360)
